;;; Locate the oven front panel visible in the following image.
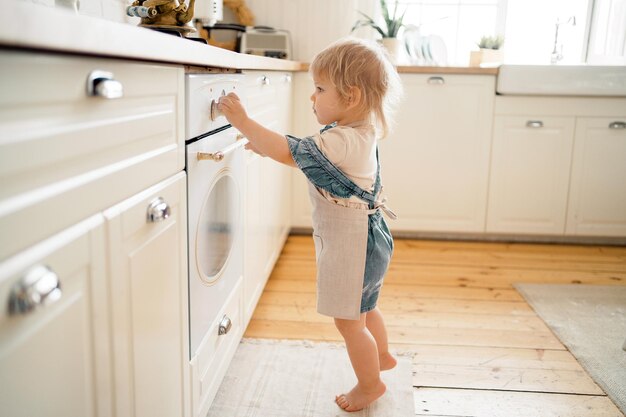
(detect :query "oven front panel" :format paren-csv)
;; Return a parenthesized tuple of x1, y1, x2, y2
(185, 74, 245, 140)
(186, 128, 245, 357)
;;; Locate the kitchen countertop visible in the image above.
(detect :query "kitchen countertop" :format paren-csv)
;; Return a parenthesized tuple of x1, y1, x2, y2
(1, 2, 304, 71)
(2, 2, 498, 75)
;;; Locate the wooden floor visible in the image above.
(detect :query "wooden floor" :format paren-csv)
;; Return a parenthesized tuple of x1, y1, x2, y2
(245, 235, 626, 416)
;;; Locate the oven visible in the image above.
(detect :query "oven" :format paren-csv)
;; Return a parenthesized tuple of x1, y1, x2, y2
(185, 73, 247, 414)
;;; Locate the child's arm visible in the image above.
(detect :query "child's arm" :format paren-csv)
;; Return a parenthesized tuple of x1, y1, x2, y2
(218, 92, 296, 167)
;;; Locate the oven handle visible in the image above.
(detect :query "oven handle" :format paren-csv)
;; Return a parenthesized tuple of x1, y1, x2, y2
(197, 136, 249, 162)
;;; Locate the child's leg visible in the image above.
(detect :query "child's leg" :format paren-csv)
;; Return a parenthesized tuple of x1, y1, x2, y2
(365, 307, 397, 371)
(334, 314, 386, 412)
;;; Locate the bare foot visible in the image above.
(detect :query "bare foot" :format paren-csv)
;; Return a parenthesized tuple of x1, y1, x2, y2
(335, 380, 386, 412)
(379, 352, 397, 371)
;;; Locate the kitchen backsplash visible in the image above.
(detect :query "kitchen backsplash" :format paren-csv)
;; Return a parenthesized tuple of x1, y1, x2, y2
(23, 0, 376, 62)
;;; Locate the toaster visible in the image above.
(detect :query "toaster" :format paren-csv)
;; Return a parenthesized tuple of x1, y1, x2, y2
(239, 26, 292, 60)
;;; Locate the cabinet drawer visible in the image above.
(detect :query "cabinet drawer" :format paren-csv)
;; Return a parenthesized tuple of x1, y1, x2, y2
(191, 278, 242, 417)
(244, 71, 291, 128)
(0, 50, 185, 259)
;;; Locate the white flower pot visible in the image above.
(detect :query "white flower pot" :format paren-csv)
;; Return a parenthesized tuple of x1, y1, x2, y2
(380, 37, 405, 65)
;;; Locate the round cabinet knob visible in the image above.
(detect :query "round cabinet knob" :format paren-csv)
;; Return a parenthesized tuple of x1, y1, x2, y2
(9, 265, 62, 315)
(218, 315, 232, 335)
(260, 75, 270, 86)
(86, 70, 124, 99)
(146, 197, 171, 223)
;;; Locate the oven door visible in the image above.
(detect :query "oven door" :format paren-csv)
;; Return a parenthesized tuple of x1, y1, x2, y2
(187, 127, 246, 357)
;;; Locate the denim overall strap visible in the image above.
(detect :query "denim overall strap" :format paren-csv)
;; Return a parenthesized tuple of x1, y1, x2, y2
(286, 134, 379, 205)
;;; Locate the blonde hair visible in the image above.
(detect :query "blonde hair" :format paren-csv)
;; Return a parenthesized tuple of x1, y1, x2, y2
(309, 37, 403, 139)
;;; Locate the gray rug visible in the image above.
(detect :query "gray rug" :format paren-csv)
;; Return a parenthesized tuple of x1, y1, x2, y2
(515, 284, 626, 414)
(208, 338, 415, 417)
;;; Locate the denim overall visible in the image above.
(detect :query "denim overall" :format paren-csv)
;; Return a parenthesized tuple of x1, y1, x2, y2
(286, 127, 395, 320)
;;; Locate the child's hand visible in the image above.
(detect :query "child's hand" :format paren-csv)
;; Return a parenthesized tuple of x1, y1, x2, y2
(218, 92, 248, 128)
(245, 141, 266, 157)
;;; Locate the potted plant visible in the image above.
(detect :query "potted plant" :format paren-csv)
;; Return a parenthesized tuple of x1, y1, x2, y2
(469, 35, 504, 67)
(352, 0, 407, 63)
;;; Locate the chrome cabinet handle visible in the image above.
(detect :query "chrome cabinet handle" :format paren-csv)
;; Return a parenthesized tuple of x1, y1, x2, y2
(147, 197, 171, 223)
(609, 121, 626, 130)
(526, 120, 544, 128)
(197, 137, 249, 161)
(260, 75, 270, 85)
(86, 70, 124, 99)
(427, 76, 445, 85)
(218, 315, 232, 335)
(9, 265, 62, 315)
(283, 74, 292, 83)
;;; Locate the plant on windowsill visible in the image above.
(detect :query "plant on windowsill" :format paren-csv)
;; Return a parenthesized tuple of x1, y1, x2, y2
(352, 0, 407, 63)
(470, 35, 505, 67)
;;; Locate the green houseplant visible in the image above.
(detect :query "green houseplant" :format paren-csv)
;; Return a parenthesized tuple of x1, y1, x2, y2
(352, 0, 407, 38)
(352, 0, 407, 63)
(470, 35, 505, 67)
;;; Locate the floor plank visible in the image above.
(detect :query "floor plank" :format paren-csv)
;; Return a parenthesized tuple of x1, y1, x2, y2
(414, 388, 623, 417)
(245, 235, 626, 416)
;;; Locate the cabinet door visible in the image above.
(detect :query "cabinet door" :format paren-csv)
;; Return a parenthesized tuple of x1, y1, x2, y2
(379, 74, 495, 232)
(104, 172, 189, 417)
(567, 117, 626, 236)
(487, 116, 575, 234)
(0, 215, 112, 417)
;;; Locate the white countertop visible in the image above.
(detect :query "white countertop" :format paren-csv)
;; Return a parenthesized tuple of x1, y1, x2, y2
(1, 2, 303, 71)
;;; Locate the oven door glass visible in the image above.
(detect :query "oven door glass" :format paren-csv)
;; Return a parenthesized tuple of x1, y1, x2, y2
(196, 172, 239, 284)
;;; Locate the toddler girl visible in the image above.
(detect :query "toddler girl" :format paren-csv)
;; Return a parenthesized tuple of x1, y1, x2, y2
(218, 37, 402, 412)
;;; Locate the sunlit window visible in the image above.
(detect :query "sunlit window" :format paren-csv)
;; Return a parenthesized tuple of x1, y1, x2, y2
(398, 0, 593, 65)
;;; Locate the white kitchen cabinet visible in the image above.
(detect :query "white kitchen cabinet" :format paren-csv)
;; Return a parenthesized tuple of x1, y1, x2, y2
(242, 71, 293, 325)
(103, 172, 189, 417)
(0, 50, 188, 416)
(492, 96, 626, 239)
(567, 117, 626, 236)
(290, 73, 495, 233)
(0, 215, 113, 417)
(486, 116, 575, 234)
(0, 50, 185, 261)
(379, 73, 495, 232)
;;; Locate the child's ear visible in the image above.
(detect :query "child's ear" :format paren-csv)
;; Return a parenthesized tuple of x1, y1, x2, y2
(347, 86, 362, 109)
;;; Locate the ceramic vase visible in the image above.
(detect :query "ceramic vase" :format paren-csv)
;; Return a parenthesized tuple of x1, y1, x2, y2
(469, 48, 503, 67)
(381, 37, 405, 65)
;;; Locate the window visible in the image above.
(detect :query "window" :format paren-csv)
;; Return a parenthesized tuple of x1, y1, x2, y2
(398, 0, 505, 65)
(398, 0, 603, 65)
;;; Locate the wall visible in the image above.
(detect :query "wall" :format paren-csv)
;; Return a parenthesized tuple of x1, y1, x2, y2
(245, 0, 376, 62)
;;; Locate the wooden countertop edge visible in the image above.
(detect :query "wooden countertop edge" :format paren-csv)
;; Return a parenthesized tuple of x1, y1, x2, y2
(296, 63, 498, 75)
(396, 65, 499, 75)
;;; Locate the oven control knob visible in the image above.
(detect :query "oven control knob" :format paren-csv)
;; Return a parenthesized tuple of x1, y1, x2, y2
(210, 99, 223, 121)
(218, 315, 232, 335)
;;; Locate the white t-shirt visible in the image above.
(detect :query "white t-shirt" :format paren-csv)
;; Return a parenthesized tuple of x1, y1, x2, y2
(311, 121, 377, 207)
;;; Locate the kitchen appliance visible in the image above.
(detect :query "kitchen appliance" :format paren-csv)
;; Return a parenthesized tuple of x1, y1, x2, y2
(240, 26, 291, 59)
(127, 0, 197, 35)
(205, 24, 292, 59)
(185, 72, 247, 414)
(194, 0, 223, 27)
